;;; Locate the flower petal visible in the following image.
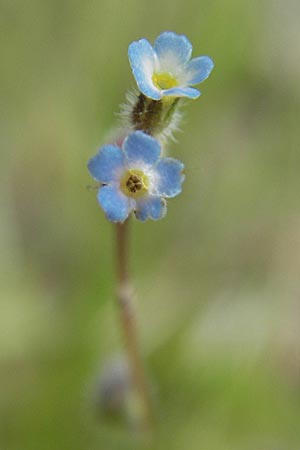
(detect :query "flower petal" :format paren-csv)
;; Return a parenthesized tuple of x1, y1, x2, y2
(154, 32, 192, 72)
(123, 131, 161, 167)
(163, 86, 200, 99)
(185, 56, 214, 85)
(155, 157, 185, 198)
(135, 196, 167, 222)
(88, 145, 124, 183)
(128, 39, 161, 100)
(97, 186, 134, 223)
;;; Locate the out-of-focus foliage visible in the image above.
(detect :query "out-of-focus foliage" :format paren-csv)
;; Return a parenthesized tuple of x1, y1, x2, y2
(1, 0, 300, 449)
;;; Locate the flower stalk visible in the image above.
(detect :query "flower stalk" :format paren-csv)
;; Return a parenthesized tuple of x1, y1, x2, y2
(115, 220, 152, 430)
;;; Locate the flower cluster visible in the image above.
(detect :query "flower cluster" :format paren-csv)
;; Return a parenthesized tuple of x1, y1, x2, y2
(88, 31, 214, 223)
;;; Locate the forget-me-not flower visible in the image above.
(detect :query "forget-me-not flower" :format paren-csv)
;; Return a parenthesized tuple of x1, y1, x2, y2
(88, 131, 185, 223)
(128, 31, 214, 101)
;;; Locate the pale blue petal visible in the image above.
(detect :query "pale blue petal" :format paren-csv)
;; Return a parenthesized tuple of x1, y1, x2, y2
(163, 86, 200, 99)
(88, 145, 124, 183)
(155, 158, 185, 198)
(97, 186, 134, 223)
(128, 39, 161, 100)
(186, 56, 214, 84)
(154, 32, 192, 70)
(123, 131, 161, 166)
(138, 83, 161, 100)
(135, 196, 167, 222)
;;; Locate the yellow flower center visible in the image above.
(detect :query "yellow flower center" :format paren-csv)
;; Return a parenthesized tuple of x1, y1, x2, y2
(121, 169, 149, 198)
(152, 72, 178, 90)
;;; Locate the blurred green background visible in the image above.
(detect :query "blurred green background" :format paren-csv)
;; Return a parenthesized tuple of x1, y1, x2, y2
(1, 0, 300, 448)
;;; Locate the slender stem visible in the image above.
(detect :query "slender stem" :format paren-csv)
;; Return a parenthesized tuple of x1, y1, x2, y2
(115, 220, 152, 430)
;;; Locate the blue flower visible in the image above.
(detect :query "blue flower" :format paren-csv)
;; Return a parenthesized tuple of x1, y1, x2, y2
(88, 131, 185, 223)
(128, 31, 214, 101)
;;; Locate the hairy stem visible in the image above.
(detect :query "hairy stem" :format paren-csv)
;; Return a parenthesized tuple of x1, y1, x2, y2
(115, 220, 152, 430)
(131, 93, 180, 138)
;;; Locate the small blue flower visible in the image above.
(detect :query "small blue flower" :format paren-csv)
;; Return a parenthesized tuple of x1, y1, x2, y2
(88, 131, 185, 223)
(128, 31, 214, 101)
